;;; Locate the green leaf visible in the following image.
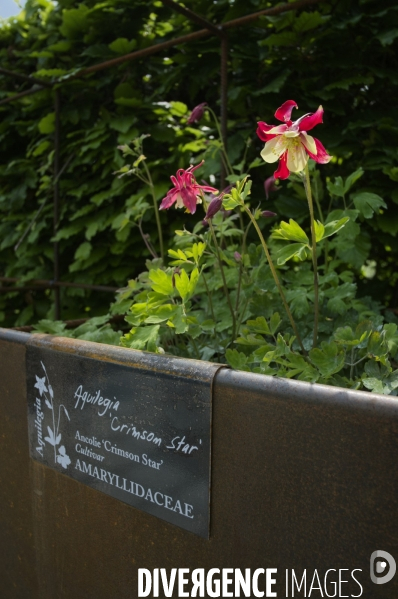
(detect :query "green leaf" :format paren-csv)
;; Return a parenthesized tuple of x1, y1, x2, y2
(47, 40, 72, 53)
(126, 325, 160, 350)
(309, 342, 345, 378)
(168, 248, 188, 262)
(275, 243, 307, 265)
(32, 320, 70, 335)
(191, 242, 206, 263)
(327, 297, 348, 315)
(74, 241, 92, 261)
(222, 195, 240, 210)
(353, 192, 387, 219)
(174, 267, 199, 301)
(362, 377, 385, 394)
(38, 112, 55, 134)
(344, 168, 364, 193)
(367, 331, 387, 358)
(60, 5, 90, 38)
(293, 11, 328, 32)
(327, 177, 345, 198)
(109, 38, 137, 54)
(263, 32, 298, 47)
(109, 115, 137, 133)
(32, 140, 51, 157)
(175, 269, 190, 301)
(189, 267, 199, 295)
(225, 174, 248, 184)
(168, 305, 189, 334)
(246, 316, 271, 335)
(323, 217, 349, 239)
(144, 304, 177, 324)
(289, 291, 309, 318)
(253, 70, 290, 95)
(334, 324, 371, 346)
(377, 29, 398, 46)
(273, 219, 309, 244)
(148, 269, 174, 295)
(362, 361, 398, 395)
(226, 349, 251, 371)
(270, 313, 282, 335)
(314, 220, 324, 242)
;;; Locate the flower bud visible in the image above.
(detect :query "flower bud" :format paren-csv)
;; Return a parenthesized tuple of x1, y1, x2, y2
(264, 176, 279, 199)
(234, 252, 242, 262)
(205, 196, 223, 221)
(261, 210, 277, 218)
(187, 102, 207, 125)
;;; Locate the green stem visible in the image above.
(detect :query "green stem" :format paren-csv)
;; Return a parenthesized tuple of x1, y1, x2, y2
(235, 219, 252, 312)
(304, 164, 319, 349)
(313, 171, 324, 222)
(191, 336, 201, 360)
(235, 261, 243, 313)
(236, 297, 249, 334)
(350, 347, 355, 380)
(206, 106, 234, 176)
(209, 221, 236, 340)
(142, 160, 164, 262)
(242, 205, 306, 354)
(202, 271, 216, 324)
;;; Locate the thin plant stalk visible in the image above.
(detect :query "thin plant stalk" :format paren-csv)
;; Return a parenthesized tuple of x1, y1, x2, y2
(235, 219, 253, 312)
(303, 164, 319, 349)
(201, 271, 217, 324)
(242, 205, 306, 354)
(208, 221, 236, 340)
(142, 160, 164, 262)
(201, 193, 237, 340)
(206, 106, 234, 176)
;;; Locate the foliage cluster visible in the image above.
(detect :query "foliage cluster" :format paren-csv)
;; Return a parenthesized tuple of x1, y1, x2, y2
(114, 140, 398, 394)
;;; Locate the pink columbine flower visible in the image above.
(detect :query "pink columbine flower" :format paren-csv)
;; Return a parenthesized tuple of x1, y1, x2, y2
(159, 161, 218, 214)
(257, 100, 332, 180)
(187, 102, 207, 125)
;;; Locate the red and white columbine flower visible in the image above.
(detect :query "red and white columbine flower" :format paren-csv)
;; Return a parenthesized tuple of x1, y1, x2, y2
(257, 100, 332, 180)
(159, 161, 218, 214)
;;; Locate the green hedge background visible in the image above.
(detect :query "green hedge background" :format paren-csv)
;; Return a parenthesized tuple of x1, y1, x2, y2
(0, 0, 397, 327)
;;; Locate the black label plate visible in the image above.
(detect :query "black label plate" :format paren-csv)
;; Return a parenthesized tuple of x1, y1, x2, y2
(26, 339, 220, 538)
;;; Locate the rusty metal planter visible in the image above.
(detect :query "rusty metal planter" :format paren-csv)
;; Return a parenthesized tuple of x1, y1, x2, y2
(1, 327, 398, 598)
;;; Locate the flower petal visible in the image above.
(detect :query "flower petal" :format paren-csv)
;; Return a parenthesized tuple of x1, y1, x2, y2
(160, 191, 177, 210)
(256, 122, 277, 142)
(286, 142, 308, 173)
(275, 100, 298, 123)
(180, 186, 198, 214)
(260, 136, 287, 164)
(298, 105, 324, 131)
(305, 137, 332, 164)
(274, 153, 290, 180)
(267, 124, 289, 135)
(300, 132, 317, 155)
(195, 184, 219, 194)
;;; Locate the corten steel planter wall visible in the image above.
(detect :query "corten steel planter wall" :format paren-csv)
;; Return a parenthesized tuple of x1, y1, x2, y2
(1, 327, 398, 598)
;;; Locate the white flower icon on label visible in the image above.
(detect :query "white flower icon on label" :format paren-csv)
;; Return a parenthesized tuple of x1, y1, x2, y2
(56, 445, 71, 469)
